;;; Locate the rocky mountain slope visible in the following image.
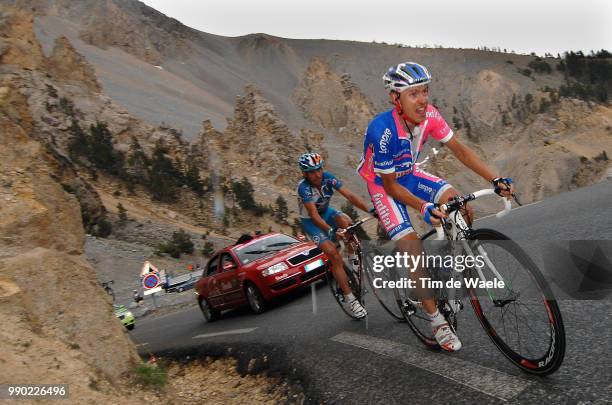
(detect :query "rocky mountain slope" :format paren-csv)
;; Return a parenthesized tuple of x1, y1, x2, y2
(11, 0, 606, 211)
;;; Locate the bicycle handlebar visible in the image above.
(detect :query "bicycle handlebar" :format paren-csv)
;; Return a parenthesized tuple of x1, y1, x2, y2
(434, 188, 513, 240)
(344, 215, 376, 234)
(474, 189, 512, 218)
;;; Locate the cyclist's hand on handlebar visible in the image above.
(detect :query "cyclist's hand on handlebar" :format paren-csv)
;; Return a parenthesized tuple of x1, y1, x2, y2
(335, 228, 348, 240)
(492, 177, 514, 199)
(421, 202, 447, 226)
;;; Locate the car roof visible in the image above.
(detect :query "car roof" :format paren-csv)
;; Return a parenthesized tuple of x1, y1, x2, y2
(206, 232, 300, 258)
(231, 232, 289, 251)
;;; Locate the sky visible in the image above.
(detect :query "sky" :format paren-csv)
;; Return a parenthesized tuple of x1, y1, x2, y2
(141, 0, 611, 56)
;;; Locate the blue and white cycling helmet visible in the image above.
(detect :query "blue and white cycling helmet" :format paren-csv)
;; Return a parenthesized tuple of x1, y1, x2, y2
(383, 62, 432, 93)
(298, 152, 324, 172)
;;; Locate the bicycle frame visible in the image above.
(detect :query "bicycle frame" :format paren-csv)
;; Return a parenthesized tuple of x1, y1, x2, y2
(429, 189, 516, 317)
(342, 216, 376, 298)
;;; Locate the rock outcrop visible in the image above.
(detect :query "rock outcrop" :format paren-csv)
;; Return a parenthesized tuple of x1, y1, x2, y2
(47, 35, 101, 92)
(293, 56, 375, 139)
(0, 79, 141, 399)
(205, 85, 326, 192)
(0, 7, 45, 69)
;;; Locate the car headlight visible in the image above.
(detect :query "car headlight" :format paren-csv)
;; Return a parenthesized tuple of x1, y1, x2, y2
(262, 262, 288, 276)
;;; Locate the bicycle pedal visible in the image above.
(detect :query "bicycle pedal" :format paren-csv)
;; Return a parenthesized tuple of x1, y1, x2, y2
(401, 303, 415, 316)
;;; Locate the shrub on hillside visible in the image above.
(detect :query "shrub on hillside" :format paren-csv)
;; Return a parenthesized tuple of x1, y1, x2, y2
(202, 241, 215, 257)
(156, 230, 194, 258)
(528, 59, 552, 74)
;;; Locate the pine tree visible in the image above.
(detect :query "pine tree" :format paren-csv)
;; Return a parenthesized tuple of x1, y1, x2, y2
(274, 195, 289, 223)
(67, 121, 89, 163)
(89, 122, 124, 175)
(184, 162, 204, 196)
(117, 202, 128, 224)
(126, 137, 149, 180)
(148, 141, 178, 202)
(231, 177, 260, 213)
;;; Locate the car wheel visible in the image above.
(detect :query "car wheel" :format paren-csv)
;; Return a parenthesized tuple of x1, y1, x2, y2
(126, 324, 135, 330)
(245, 283, 266, 314)
(178, 287, 184, 293)
(198, 297, 220, 322)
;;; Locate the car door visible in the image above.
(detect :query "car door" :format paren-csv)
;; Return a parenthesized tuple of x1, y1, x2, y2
(216, 253, 242, 307)
(204, 255, 221, 306)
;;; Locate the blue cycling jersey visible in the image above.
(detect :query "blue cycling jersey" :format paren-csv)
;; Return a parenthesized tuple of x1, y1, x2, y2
(297, 172, 343, 218)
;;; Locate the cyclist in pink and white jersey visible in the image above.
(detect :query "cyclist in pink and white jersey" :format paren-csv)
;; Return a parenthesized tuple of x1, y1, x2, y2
(359, 62, 515, 352)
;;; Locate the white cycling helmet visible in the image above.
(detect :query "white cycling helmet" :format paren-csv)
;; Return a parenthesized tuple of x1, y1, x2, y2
(383, 62, 432, 93)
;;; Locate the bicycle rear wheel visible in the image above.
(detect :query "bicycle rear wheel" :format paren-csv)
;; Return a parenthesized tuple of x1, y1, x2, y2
(465, 228, 565, 375)
(326, 262, 364, 320)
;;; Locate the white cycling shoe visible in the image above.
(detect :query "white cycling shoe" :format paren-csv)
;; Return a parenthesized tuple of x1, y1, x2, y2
(350, 299, 368, 319)
(433, 323, 462, 352)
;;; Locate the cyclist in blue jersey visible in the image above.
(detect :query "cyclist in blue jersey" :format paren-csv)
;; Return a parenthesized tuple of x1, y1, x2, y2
(297, 152, 372, 319)
(359, 62, 515, 351)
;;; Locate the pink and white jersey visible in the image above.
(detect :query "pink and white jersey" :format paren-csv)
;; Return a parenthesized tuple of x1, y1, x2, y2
(357, 105, 453, 185)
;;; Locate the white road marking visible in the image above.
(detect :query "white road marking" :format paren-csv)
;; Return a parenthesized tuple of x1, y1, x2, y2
(135, 343, 149, 347)
(331, 332, 532, 402)
(193, 328, 258, 339)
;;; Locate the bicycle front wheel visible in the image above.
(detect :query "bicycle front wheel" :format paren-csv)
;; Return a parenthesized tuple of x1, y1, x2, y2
(326, 262, 364, 320)
(465, 228, 565, 375)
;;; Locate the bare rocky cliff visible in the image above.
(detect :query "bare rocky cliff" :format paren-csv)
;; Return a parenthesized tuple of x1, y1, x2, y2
(0, 15, 142, 400)
(206, 85, 326, 195)
(293, 56, 375, 141)
(47, 35, 101, 92)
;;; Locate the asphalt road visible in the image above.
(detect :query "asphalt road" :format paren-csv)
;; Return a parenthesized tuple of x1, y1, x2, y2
(131, 181, 612, 404)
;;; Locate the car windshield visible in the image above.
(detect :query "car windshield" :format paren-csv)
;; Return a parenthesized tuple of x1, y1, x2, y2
(234, 234, 299, 264)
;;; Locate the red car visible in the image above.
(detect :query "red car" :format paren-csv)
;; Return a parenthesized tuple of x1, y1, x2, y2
(195, 232, 328, 321)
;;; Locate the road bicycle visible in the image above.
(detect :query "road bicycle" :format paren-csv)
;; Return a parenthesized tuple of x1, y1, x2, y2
(326, 217, 376, 320)
(331, 189, 566, 375)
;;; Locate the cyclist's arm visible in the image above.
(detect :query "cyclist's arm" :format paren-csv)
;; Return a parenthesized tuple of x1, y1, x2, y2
(337, 187, 370, 213)
(444, 137, 515, 197)
(304, 202, 333, 233)
(444, 137, 498, 182)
